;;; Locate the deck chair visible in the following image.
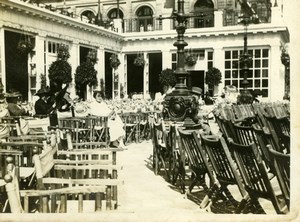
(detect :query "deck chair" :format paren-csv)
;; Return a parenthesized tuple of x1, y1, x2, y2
(177, 128, 215, 206)
(121, 112, 140, 145)
(268, 144, 290, 210)
(167, 124, 185, 192)
(200, 134, 250, 213)
(151, 119, 170, 180)
(229, 140, 288, 214)
(264, 115, 290, 153)
(138, 112, 151, 141)
(89, 115, 110, 147)
(58, 117, 93, 146)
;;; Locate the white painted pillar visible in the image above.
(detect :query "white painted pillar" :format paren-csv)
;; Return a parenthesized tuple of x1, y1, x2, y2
(143, 52, 149, 98)
(269, 43, 284, 101)
(69, 41, 79, 99)
(271, 5, 284, 25)
(113, 18, 123, 33)
(0, 26, 6, 92)
(214, 11, 223, 29)
(162, 50, 172, 69)
(212, 47, 224, 94)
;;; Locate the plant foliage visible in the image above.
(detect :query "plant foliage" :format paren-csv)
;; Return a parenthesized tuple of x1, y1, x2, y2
(17, 40, 34, 56)
(159, 68, 177, 87)
(205, 67, 222, 86)
(48, 60, 72, 86)
(109, 54, 120, 69)
(48, 44, 72, 87)
(185, 54, 197, 66)
(133, 56, 145, 67)
(75, 61, 98, 87)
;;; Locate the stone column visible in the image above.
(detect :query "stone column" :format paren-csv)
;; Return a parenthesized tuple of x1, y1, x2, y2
(213, 47, 225, 94)
(0, 26, 6, 92)
(269, 43, 284, 100)
(69, 41, 79, 99)
(214, 10, 224, 29)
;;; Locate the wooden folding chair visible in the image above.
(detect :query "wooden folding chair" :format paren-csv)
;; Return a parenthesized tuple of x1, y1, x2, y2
(264, 115, 290, 153)
(268, 144, 290, 210)
(177, 128, 214, 202)
(120, 112, 140, 145)
(200, 134, 250, 213)
(167, 124, 185, 192)
(138, 112, 151, 141)
(229, 141, 288, 214)
(89, 115, 110, 147)
(151, 119, 170, 181)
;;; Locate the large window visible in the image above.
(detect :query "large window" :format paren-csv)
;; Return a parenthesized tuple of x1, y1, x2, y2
(108, 8, 124, 19)
(224, 48, 269, 97)
(136, 6, 153, 32)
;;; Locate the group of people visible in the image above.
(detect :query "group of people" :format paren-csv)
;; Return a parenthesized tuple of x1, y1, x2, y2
(0, 85, 125, 148)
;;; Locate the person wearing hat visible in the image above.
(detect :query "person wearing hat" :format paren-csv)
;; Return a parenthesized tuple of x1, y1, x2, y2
(34, 86, 56, 116)
(90, 88, 125, 148)
(5, 91, 28, 116)
(190, 87, 211, 135)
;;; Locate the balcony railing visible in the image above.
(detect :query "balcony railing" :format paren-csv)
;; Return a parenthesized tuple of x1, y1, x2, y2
(123, 18, 162, 33)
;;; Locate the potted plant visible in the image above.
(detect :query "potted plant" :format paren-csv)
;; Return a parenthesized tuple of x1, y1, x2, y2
(133, 55, 145, 67)
(48, 44, 72, 91)
(75, 49, 98, 98)
(185, 54, 197, 66)
(159, 68, 177, 94)
(205, 67, 222, 96)
(109, 54, 120, 69)
(17, 39, 34, 56)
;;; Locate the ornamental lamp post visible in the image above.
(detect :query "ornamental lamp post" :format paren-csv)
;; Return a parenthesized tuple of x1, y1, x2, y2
(237, 10, 258, 104)
(158, 0, 199, 126)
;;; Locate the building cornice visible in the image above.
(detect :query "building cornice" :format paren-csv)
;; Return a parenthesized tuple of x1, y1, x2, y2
(122, 23, 290, 43)
(1, 0, 124, 42)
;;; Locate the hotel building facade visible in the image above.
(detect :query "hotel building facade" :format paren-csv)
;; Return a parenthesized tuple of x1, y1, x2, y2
(0, 0, 289, 102)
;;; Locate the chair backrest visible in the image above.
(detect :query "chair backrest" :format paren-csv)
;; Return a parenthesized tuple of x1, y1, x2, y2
(217, 116, 237, 143)
(233, 123, 258, 146)
(229, 141, 286, 214)
(0, 141, 45, 168)
(264, 115, 290, 153)
(152, 118, 167, 149)
(268, 144, 290, 210)
(177, 128, 214, 182)
(89, 115, 109, 147)
(200, 134, 247, 198)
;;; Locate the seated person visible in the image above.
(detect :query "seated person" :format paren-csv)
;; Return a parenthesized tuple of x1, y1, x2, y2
(89, 89, 125, 148)
(5, 91, 28, 116)
(34, 86, 56, 116)
(0, 92, 9, 118)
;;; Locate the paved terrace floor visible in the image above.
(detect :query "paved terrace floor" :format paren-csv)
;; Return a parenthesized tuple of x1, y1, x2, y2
(1, 140, 296, 222)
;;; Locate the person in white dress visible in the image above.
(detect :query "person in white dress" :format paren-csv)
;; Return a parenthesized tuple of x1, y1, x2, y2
(89, 89, 125, 148)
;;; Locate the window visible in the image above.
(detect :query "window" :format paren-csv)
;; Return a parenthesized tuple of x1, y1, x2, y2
(108, 8, 124, 19)
(136, 6, 154, 32)
(224, 48, 270, 97)
(207, 51, 213, 69)
(171, 53, 177, 70)
(48, 41, 60, 54)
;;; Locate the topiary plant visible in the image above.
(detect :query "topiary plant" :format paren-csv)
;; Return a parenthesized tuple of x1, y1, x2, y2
(205, 67, 222, 87)
(159, 68, 177, 88)
(48, 44, 72, 90)
(159, 68, 177, 94)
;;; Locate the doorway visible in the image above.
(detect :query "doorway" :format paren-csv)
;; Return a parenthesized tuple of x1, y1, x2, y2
(189, 70, 205, 94)
(4, 30, 29, 101)
(148, 52, 162, 99)
(126, 54, 143, 97)
(105, 52, 113, 99)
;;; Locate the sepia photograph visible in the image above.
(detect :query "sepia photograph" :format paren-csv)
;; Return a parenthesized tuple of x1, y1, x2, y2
(0, 0, 299, 221)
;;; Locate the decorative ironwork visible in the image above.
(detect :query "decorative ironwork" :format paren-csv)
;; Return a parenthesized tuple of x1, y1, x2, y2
(237, 5, 258, 104)
(158, 0, 200, 126)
